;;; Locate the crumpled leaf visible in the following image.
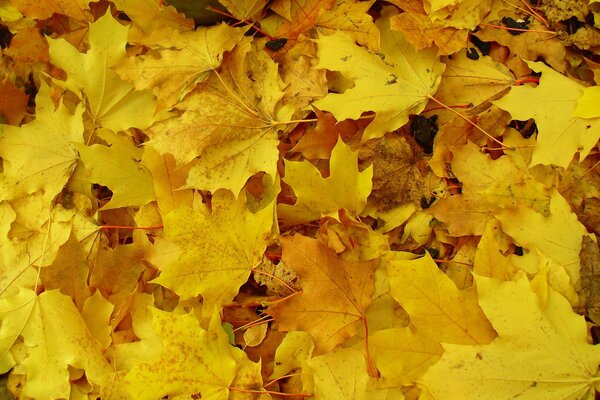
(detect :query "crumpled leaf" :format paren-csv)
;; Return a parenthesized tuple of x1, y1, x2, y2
(279, 137, 373, 226)
(268, 234, 377, 353)
(494, 61, 600, 167)
(421, 274, 600, 400)
(313, 8, 444, 141)
(0, 78, 29, 125)
(0, 81, 83, 203)
(151, 190, 273, 318)
(47, 11, 156, 132)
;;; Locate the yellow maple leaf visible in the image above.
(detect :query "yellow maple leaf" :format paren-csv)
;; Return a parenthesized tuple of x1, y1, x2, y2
(0, 81, 83, 203)
(370, 326, 443, 386)
(218, 0, 268, 20)
(307, 348, 402, 399)
(89, 231, 149, 313)
(9, 0, 92, 21)
(149, 37, 289, 193)
(420, 275, 600, 399)
(427, 0, 493, 29)
(434, 49, 514, 108)
(278, 137, 373, 226)
(268, 234, 377, 353)
(122, 308, 263, 399)
(151, 189, 273, 318)
(111, 0, 194, 45)
(451, 141, 551, 213)
(18, 289, 113, 399)
(494, 61, 600, 168)
(47, 11, 156, 132)
(495, 191, 587, 295)
(390, 11, 468, 55)
(316, 0, 380, 51)
(74, 129, 155, 209)
(427, 142, 551, 236)
(143, 147, 193, 215)
(0, 194, 75, 293)
(574, 86, 600, 118)
(473, 219, 517, 280)
(40, 234, 91, 309)
(312, 7, 444, 141)
(115, 23, 246, 110)
(0, 287, 35, 373)
(385, 251, 496, 345)
(475, 20, 568, 74)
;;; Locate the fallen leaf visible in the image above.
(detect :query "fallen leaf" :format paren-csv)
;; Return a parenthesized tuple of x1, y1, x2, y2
(494, 61, 600, 167)
(0, 287, 35, 373)
(268, 234, 377, 353)
(574, 86, 600, 118)
(279, 137, 373, 226)
(385, 251, 496, 344)
(421, 274, 600, 399)
(115, 23, 246, 110)
(495, 191, 587, 292)
(0, 81, 83, 203)
(122, 308, 261, 399)
(308, 347, 400, 399)
(313, 8, 444, 141)
(74, 129, 155, 209)
(47, 11, 156, 132)
(151, 190, 274, 317)
(19, 289, 113, 399)
(390, 11, 467, 55)
(370, 326, 443, 386)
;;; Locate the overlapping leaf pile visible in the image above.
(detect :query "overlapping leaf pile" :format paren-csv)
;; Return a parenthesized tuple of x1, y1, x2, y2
(1, 0, 600, 399)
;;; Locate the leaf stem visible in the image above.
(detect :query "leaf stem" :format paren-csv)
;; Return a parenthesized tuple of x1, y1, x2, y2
(233, 314, 273, 332)
(422, 103, 472, 113)
(513, 76, 540, 86)
(427, 96, 510, 150)
(98, 224, 163, 230)
(228, 386, 312, 397)
(362, 315, 380, 378)
(264, 373, 305, 388)
(270, 118, 318, 127)
(480, 23, 555, 35)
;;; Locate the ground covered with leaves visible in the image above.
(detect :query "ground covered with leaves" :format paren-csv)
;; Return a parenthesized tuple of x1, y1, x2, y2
(0, 0, 600, 399)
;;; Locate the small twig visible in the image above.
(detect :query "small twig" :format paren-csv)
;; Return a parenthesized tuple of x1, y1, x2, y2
(480, 23, 555, 35)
